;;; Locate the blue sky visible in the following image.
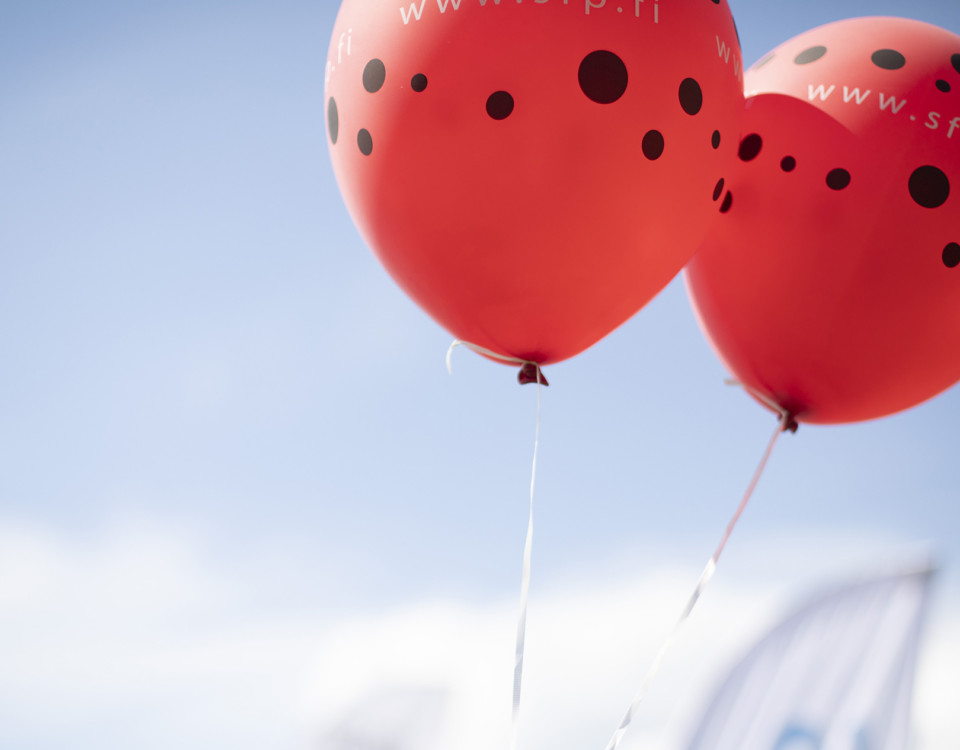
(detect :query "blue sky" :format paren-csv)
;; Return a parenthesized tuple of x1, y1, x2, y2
(1, 1, 959, 748)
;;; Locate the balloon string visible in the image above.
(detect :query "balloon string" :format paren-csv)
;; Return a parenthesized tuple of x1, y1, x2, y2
(446, 339, 531, 373)
(445, 339, 542, 750)
(725, 379, 799, 433)
(510, 367, 541, 750)
(603, 413, 788, 750)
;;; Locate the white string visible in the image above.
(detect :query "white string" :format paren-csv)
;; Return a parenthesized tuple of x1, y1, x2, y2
(446, 339, 529, 374)
(510, 368, 541, 750)
(603, 412, 788, 750)
(445, 339, 542, 750)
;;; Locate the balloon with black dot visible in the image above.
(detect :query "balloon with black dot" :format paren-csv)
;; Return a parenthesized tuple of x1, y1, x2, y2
(642, 130, 664, 161)
(738, 134, 762, 161)
(753, 52, 776, 70)
(486, 91, 514, 120)
(578, 50, 628, 104)
(871, 49, 905, 70)
(944, 242, 960, 268)
(712, 178, 725, 201)
(411, 74, 428, 92)
(678, 78, 703, 116)
(363, 59, 386, 93)
(795, 46, 826, 65)
(826, 168, 851, 191)
(909, 166, 950, 208)
(328, 97, 339, 145)
(358, 128, 373, 156)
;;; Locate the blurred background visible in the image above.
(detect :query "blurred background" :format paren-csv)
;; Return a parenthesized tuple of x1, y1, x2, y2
(1, 1, 958, 748)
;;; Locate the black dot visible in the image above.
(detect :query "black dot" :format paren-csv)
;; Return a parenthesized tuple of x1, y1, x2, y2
(679, 78, 703, 115)
(753, 53, 775, 70)
(936, 79, 951, 93)
(411, 74, 428, 92)
(357, 128, 373, 155)
(363, 59, 386, 93)
(781, 156, 796, 172)
(954, 53, 960, 75)
(909, 165, 950, 208)
(327, 97, 339, 145)
(713, 178, 725, 201)
(578, 50, 628, 104)
(486, 91, 514, 120)
(738, 133, 762, 161)
(872, 49, 906, 70)
(642, 130, 665, 160)
(710, 0, 719, 4)
(944, 242, 960, 268)
(795, 46, 827, 65)
(826, 168, 851, 190)
(720, 192, 733, 213)
(711, 130, 721, 149)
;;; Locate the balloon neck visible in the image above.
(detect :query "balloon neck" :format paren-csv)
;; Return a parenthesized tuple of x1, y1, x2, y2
(518, 363, 548, 387)
(780, 413, 799, 434)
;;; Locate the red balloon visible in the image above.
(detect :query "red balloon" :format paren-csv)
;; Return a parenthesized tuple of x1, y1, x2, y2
(685, 17, 960, 424)
(326, 0, 744, 365)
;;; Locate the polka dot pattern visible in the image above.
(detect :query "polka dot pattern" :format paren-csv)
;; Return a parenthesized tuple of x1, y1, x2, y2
(713, 178, 725, 201)
(795, 46, 827, 65)
(944, 242, 960, 268)
(328, 97, 339, 144)
(909, 165, 950, 208)
(751, 34, 960, 275)
(363, 59, 386, 93)
(486, 91, 515, 120)
(738, 133, 763, 161)
(679, 78, 703, 116)
(681, 15, 960, 412)
(871, 49, 906, 70)
(578, 51, 629, 104)
(753, 53, 775, 70)
(358, 128, 373, 155)
(323, 0, 755, 373)
(642, 130, 665, 161)
(826, 168, 851, 190)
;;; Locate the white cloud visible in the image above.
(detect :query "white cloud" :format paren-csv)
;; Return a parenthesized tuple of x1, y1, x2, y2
(0, 519, 319, 749)
(0, 519, 955, 750)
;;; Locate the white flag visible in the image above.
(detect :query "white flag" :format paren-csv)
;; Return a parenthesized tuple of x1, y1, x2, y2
(684, 567, 935, 750)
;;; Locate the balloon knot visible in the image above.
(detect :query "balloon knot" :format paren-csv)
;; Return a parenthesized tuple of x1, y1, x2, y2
(780, 413, 799, 434)
(518, 363, 548, 387)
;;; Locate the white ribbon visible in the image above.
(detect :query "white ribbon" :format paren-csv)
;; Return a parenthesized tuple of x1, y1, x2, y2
(446, 339, 531, 374)
(511, 367, 542, 750)
(604, 407, 789, 750)
(445, 339, 543, 750)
